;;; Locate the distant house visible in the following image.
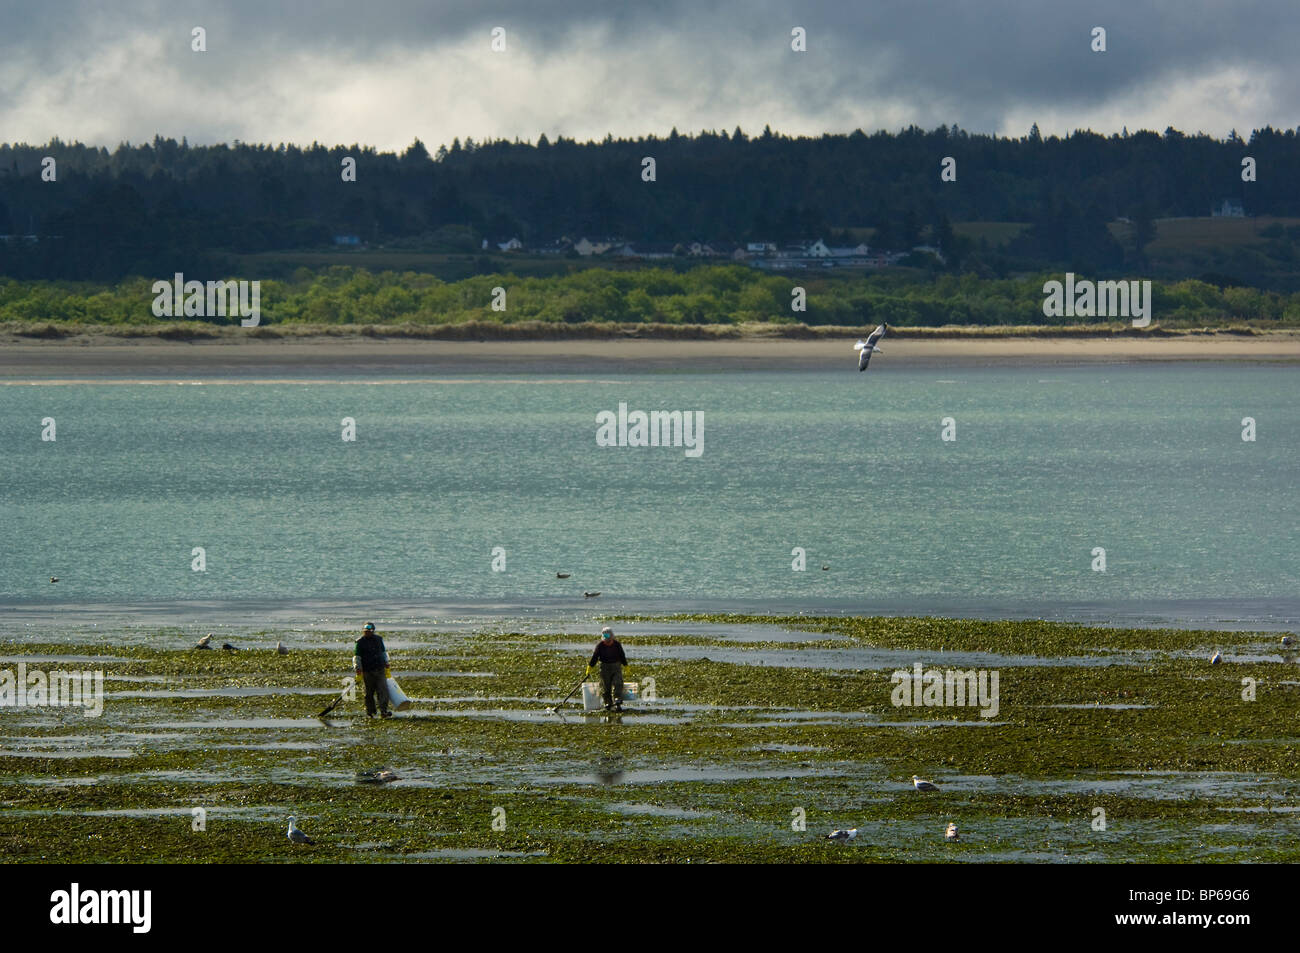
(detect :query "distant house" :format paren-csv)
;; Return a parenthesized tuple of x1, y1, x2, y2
(769, 239, 834, 259)
(574, 236, 622, 256)
(615, 241, 677, 260)
(333, 234, 362, 246)
(493, 236, 524, 252)
(746, 241, 776, 255)
(1212, 199, 1245, 218)
(687, 241, 716, 257)
(539, 238, 573, 255)
(827, 243, 870, 258)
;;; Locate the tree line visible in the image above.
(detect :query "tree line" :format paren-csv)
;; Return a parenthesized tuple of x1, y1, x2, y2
(1, 124, 1296, 283)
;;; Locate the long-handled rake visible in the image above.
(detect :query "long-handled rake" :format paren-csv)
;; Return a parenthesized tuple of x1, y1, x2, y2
(317, 682, 353, 718)
(545, 672, 588, 713)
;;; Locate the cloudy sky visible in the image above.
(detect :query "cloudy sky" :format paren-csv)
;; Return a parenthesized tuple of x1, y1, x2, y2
(2, 0, 1296, 151)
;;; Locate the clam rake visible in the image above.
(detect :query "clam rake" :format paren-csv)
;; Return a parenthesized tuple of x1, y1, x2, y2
(316, 686, 350, 718)
(545, 672, 588, 713)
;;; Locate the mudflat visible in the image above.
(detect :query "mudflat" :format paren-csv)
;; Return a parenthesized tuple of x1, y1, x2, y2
(2, 334, 1298, 378)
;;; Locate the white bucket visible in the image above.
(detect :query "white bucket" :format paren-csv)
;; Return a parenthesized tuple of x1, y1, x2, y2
(386, 675, 412, 712)
(581, 681, 638, 711)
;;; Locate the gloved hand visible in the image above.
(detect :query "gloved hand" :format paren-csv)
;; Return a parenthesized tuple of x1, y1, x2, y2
(585, 665, 594, 678)
(354, 669, 362, 677)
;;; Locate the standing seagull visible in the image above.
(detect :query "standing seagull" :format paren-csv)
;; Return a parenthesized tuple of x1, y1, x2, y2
(854, 324, 887, 372)
(912, 775, 940, 792)
(826, 828, 857, 842)
(945, 823, 960, 842)
(287, 816, 314, 844)
(195, 634, 213, 650)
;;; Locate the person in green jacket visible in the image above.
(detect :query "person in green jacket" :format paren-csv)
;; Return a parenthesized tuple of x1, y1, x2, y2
(352, 622, 391, 718)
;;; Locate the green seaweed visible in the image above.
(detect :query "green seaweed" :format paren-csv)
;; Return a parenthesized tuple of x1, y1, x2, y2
(2, 615, 1298, 863)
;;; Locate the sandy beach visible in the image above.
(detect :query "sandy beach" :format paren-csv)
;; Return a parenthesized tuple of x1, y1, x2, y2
(2, 333, 1298, 378)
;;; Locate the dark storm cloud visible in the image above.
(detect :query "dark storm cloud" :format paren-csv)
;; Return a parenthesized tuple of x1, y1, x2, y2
(0, 0, 1295, 148)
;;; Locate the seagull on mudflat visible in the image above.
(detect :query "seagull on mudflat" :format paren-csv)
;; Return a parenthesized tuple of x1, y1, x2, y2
(356, 767, 400, 784)
(195, 634, 213, 649)
(287, 816, 314, 844)
(826, 828, 857, 842)
(913, 775, 940, 792)
(276, 641, 289, 655)
(1210, 650, 1223, 665)
(854, 324, 887, 372)
(945, 823, 960, 841)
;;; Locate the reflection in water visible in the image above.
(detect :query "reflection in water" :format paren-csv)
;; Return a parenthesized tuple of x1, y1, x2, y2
(593, 753, 625, 786)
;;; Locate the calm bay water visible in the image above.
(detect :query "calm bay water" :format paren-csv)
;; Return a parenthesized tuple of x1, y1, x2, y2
(2, 365, 1297, 629)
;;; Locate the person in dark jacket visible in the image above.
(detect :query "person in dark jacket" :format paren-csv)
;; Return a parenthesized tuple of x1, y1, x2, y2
(587, 626, 628, 711)
(352, 622, 391, 718)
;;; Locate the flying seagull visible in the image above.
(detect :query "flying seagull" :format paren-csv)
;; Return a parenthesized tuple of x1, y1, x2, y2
(945, 823, 960, 842)
(912, 775, 940, 792)
(287, 816, 314, 844)
(49, 577, 58, 583)
(854, 324, 887, 372)
(1210, 650, 1222, 665)
(826, 828, 857, 842)
(195, 634, 213, 649)
(276, 641, 289, 655)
